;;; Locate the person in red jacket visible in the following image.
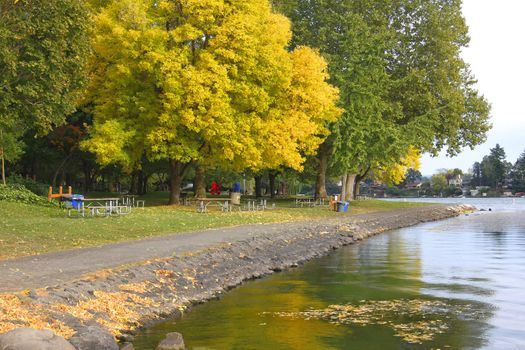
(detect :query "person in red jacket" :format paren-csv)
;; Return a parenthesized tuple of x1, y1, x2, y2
(210, 181, 221, 196)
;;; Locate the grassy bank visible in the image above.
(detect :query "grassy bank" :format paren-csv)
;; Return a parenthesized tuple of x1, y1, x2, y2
(0, 195, 431, 260)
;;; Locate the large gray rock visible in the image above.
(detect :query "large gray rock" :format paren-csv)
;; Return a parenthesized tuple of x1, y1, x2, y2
(0, 328, 75, 350)
(120, 343, 134, 350)
(156, 332, 185, 350)
(69, 326, 119, 350)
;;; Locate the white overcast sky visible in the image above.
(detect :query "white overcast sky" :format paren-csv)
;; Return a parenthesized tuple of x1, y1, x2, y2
(419, 0, 525, 176)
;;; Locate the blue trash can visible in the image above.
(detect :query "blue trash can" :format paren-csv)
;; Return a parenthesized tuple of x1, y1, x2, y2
(233, 182, 241, 193)
(337, 201, 349, 213)
(71, 195, 84, 209)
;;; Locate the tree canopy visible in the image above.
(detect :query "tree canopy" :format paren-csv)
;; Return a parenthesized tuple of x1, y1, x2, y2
(273, 0, 491, 198)
(83, 0, 340, 202)
(0, 0, 90, 134)
(0, 0, 90, 184)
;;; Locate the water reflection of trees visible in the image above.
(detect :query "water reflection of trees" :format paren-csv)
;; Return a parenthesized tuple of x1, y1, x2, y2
(295, 229, 494, 349)
(134, 225, 496, 349)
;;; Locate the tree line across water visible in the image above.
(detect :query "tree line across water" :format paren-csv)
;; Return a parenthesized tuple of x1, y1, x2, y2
(0, 0, 491, 203)
(382, 144, 525, 197)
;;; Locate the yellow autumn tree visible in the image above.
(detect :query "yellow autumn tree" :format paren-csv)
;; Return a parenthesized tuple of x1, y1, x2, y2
(82, 0, 340, 203)
(374, 146, 421, 185)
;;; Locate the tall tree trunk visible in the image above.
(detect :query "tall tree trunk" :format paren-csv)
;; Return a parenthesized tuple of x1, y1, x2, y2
(137, 170, 144, 194)
(353, 166, 370, 200)
(108, 173, 116, 192)
(254, 175, 262, 198)
(169, 159, 189, 205)
(65, 173, 73, 187)
(194, 165, 206, 198)
(83, 167, 91, 193)
(354, 179, 361, 198)
(130, 172, 138, 194)
(345, 174, 356, 201)
(315, 142, 331, 199)
(268, 171, 277, 198)
(140, 175, 149, 195)
(52, 153, 73, 187)
(340, 173, 347, 201)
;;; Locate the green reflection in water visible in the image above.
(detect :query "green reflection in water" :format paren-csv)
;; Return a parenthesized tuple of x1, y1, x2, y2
(133, 220, 495, 350)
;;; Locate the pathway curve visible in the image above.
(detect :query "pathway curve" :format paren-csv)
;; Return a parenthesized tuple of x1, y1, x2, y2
(0, 206, 443, 293)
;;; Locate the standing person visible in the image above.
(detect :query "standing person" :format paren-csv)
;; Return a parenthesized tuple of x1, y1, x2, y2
(211, 181, 220, 196)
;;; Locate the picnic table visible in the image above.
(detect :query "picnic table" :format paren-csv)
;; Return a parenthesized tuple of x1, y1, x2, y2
(64, 197, 131, 217)
(294, 197, 326, 207)
(294, 197, 315, 207)
(120, 195, 145, 208)
(244, 199, 268, 211)
(195, 198, 232, 213)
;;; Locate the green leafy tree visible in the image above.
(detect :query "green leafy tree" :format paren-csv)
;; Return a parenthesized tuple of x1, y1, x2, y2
(488, 144, 508, 188)
(273, 0, 491, 200)
(512, 150, 525, 192)
(431, 174, 447, 196)
(472, 161, 482, 187)
(0, 0, 90, 183)
(402, 168, 423, 186)
(0, 0, 89, 131)
(0, 129, 24, 185)
(479, 144, 507, 189)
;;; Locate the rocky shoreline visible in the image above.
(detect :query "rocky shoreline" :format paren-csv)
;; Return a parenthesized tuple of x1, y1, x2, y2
(0, 204, 474, 349)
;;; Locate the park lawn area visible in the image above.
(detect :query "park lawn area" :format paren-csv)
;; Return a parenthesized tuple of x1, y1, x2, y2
(0, 198, 431, 260)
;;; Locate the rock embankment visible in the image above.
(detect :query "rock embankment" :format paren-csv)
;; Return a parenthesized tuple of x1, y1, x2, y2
(0, 204, 474, 349)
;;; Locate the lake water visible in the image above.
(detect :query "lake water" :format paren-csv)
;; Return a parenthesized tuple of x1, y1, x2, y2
(133, 198, 525, 349)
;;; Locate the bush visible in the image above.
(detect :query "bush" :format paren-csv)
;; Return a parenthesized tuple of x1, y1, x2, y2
(386, 186, 401, 196)
(7, 174, 49, 196)
(0, 184, 53, 206)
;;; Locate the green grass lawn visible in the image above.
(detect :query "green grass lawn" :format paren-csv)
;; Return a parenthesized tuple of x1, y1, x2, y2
(0, 194, 431, 260)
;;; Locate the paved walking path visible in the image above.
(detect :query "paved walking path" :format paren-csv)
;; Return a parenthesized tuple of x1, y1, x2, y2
(0, 207, 442, 293)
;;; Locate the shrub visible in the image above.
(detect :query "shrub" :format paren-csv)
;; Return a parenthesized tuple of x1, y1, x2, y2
(0, 184, 53, 206)
(7, 174, 49, 196)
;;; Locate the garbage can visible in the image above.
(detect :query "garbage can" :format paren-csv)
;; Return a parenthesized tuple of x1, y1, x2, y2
(71, 194, 84, 209)
(233, 182, 241, 193)
(337, 201, 349, 213)
(230, 192, 241, 205)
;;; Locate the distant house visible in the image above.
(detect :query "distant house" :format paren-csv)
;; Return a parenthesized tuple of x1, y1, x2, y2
(448, 174, 462, 187)
(405, 181, 422, 189)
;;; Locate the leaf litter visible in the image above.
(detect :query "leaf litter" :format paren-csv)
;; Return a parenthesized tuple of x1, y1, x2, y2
(266, 299, 480, 344)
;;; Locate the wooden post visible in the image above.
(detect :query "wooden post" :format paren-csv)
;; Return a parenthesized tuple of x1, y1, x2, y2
(48, 186, 73, 202)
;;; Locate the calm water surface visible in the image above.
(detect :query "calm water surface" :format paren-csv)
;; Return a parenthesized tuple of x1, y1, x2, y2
(133, 198, 525, 349)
